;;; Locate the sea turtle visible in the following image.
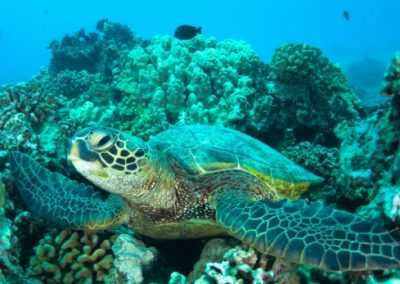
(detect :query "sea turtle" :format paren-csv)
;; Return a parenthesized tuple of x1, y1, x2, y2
(9, 125, 400, 271)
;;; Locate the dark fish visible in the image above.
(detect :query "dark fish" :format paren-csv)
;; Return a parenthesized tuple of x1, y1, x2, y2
(174, 25, 202, 40)
(343, 10, 350, 20)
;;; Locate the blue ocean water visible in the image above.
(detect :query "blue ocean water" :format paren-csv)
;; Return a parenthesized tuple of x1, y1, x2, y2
(0, 0, 399, 84)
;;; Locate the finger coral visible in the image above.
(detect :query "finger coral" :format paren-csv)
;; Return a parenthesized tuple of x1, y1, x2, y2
(27, 229, 117, 283)
(114, 35, 263, 139)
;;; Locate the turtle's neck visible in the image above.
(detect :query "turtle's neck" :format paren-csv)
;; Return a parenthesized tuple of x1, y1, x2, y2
(122, 147, 180, 212)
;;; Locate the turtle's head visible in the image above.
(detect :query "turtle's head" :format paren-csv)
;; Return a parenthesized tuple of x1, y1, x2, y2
(67, 127, 151, 196)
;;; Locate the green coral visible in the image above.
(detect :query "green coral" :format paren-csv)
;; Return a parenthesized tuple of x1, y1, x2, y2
(271, 43, 351, 95)
(114, 35, 262, 138)
(381, 51, 400, 96)
(270, 43, 361, 138)
(48, 70, 98, 98)
(68, 101, 117, 126)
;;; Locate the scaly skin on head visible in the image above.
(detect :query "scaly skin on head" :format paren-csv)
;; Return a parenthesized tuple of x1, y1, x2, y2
(67, 126, 177, 207)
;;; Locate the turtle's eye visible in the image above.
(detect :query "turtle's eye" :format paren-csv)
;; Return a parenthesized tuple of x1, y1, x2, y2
(87, 131, 115, 151)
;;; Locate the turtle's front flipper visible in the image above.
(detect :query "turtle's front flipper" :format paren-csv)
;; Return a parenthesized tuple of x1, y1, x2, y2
(216, 194, 400, 271)
(9, 151, 127, 230)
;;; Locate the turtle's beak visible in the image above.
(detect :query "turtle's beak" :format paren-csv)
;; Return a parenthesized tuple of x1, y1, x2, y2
(67, 138, 79, 163)
(68, 138, 99, 163)
(68, 138, 107, 181)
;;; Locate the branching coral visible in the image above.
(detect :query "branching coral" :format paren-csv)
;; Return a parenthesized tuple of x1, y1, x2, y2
(0, 81, 63, 129)
(49, 19, 141, 78)
(48, 28, 101, 73)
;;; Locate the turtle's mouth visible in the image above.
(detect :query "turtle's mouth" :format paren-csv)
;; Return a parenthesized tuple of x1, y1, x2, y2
(68, 148, 112, 184)
(68, 138, 99, 163)
(68, 139, 106, 174)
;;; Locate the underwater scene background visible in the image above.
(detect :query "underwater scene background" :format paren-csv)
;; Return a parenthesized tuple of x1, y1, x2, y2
(1, 0, 400, 283)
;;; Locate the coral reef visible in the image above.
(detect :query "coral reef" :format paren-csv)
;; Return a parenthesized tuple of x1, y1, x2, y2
(113, 38, 360, 146)
(0, 206, 25, 283)
(0, 78, 63, 129)
(381, 51, 400, 97)
(334, 52, 400, 220)
(270, 43, 362, 144)
(188, 238, 239, 281)
(2, 19, 400, 283)
(177, 241, 394, 284)
(357, 186, 400, 223)
(48, 28, 101, 74)
(172, 245, 272, 284)
(113, 35, 264, 138)
(48, 70, 97, 98)
(49, 19, 141, 79)
(281, 141, 342, 205)
(111, 233, 158, 283)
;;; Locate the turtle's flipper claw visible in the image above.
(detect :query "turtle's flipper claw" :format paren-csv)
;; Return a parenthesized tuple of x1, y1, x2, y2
(216, 196, 400, 271)
(9, 151, 126, 230)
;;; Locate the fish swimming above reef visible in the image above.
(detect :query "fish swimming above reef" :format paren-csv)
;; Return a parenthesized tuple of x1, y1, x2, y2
(174, 24, 202, 40)
(343, 10, 350, 21)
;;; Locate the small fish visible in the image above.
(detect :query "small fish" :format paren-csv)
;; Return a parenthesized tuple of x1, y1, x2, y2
(174, 25, 202, 40)
(343, 10, 350, 21)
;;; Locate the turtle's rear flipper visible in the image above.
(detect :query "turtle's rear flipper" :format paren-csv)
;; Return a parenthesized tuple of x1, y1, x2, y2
(9, 151, 127, 230)
(216, 195, 400, 271)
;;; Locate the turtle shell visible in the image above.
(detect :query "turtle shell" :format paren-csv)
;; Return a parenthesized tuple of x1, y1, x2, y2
(149, 125, 323, 199)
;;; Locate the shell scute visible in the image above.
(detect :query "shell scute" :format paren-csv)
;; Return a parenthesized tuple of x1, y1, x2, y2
(150, 125, 323, 194)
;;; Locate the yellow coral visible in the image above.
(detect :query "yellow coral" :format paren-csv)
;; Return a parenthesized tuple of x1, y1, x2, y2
(27, 229, 117, 283)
